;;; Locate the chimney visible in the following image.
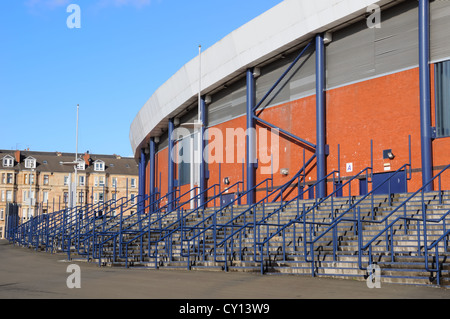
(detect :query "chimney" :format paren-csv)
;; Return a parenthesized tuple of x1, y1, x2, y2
(84, 152, 91, 165)
(14, 150, 21, 163)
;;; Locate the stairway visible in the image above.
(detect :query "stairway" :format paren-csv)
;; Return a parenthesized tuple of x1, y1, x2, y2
(8, 190, 450, 288)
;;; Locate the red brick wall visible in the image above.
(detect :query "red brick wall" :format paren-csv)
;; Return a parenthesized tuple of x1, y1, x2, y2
(149, 65, 450, 204)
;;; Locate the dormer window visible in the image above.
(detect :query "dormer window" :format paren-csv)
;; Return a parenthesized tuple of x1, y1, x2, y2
(94, 160, 105, 172)
(2, 155, 14, 168)
(24, 157, 36, 169)
(77, 159, 85, 171)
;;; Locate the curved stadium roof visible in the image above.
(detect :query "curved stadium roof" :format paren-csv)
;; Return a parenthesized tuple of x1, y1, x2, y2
(129, 0, 396, 158)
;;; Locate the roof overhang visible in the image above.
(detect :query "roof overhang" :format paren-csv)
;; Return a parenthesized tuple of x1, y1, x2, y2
(129, 0, 399, 158)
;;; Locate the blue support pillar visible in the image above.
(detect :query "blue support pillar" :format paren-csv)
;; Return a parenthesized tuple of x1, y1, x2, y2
(168, 118, 175, 211)
(419, 0, 433, 192)
(246, 68, 256, 205)
(315, 33, 326, 198)
(149, 137, 156, 213)
(199, 96, 207, 207)
(139, 147, 146, 213)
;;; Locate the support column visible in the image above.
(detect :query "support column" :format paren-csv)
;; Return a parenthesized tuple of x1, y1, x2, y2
(419, 0, 433, 191)
(199, 96, 207, 207)
(315, 33, 326, 198)
(168, 118, 175, 211)
(246, 68, 256, 205)
(138, 147, 146, 212)
(149, 137, 156, 213)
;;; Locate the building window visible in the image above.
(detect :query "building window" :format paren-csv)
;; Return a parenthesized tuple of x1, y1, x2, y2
(23, 191, 35, 203)
(6, 173, 13, 184)
(0, 209, 4, 220)
(99, 176, 105, 187)
(64, 192, 69, 203)
(24, 157, 36, 169)
(77, 160, 85, 171)
(64, 176, 69, 186)
(79, 192, 84, 204)
(435, 60, 450, 137)
(1, 190, 4, 202)
(2, 156, 13, 168)
(6, 191, 12, 202)
(178, 136, 192, 187)
(130, 194, 136, 204)
(43, 191, 49, 203)
(79, 175, 85, 186)
(112, 177, 117, 188)
(43, 175, 49, 185)
(94, 161, 105, 172)
(130, 178, 136, 188)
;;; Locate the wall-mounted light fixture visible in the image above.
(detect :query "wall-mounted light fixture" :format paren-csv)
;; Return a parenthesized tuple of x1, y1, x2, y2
(383, 149, 395, 160)
(280, 168, 289, 176)
(223, 177, 230, 185)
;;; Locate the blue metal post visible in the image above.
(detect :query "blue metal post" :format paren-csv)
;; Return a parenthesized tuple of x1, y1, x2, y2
(139, 147, 146, 213)
(168, 118, 175, 211)
(315, 33, 326, 198)
(199, 96, 207, 207)
(246, 68, 256, 205)
(149, 137, 156, 213)
(419, 0, 433, 192)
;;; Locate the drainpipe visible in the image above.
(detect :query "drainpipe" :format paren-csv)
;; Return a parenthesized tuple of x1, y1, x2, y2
(419, 0, 433, 192)
(246, 68, 256, 205)
(316, 33, 326, 198)
(199, 96, 207, 207)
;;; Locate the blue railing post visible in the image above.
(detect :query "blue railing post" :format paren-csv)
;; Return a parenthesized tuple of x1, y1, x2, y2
(315, 33, 326, 199)
(247, 68, 256, 206)
(419, 0, 433, 192)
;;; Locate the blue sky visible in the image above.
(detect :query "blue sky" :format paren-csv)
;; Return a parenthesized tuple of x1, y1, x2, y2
(0, 0, 283, 157)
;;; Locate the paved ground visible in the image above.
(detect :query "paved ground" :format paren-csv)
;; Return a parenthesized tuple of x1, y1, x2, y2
(0, 240, 449, 301)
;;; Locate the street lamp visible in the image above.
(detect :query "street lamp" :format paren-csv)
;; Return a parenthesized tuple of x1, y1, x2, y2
(60, 104, 80, 210)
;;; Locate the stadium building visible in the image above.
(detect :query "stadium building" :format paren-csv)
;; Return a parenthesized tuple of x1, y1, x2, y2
(130, 0, 450, 208)
(8, 0, 450, 287)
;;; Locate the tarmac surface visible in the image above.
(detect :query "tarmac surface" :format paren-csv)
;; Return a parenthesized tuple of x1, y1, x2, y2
(0, 239, 449, 301)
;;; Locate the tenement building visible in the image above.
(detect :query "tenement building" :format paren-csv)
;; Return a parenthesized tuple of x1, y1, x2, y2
(0, 149, 138, 238)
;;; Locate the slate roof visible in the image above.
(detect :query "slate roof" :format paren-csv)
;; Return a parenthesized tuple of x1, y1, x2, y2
(0, 150, 138, 175)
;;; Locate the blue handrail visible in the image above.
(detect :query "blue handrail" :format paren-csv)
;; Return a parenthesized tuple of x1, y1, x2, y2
(357, 163, 450, 282)
(255, 166, 373, 270)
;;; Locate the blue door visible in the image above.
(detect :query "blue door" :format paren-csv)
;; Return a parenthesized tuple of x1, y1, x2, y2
(334, 181, 343, 197)
(372, 171, 407, 195)
(221, 193, 236, 207)
(359, 178, 368, 196)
